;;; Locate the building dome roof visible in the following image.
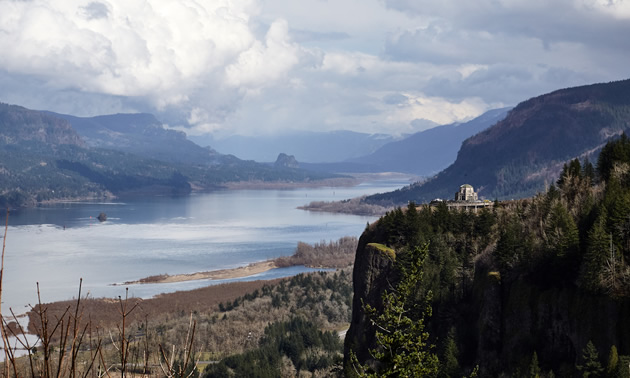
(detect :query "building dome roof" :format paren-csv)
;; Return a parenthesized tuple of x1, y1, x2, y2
(460, 184, 473, 189)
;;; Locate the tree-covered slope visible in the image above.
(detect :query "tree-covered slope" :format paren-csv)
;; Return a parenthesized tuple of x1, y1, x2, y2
(346, 136, 630, 376)
(0, 104, 341, 208)
(0, 103, 85, 147)
(366, 79, 630, 205)
(50, 112, 224, 166)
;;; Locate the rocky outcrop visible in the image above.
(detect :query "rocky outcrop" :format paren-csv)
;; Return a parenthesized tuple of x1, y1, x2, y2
(344, 224, 397, 370)
(275, 153, 299, 169)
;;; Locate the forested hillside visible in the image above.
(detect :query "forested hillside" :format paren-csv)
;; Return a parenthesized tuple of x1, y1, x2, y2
(366, 79, 630, 205)
(346, 135, 630, 376)
(50, 112, 225, 166)
(0, 103, 341, 208)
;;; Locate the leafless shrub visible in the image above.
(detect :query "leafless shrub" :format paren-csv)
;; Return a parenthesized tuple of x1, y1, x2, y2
(275, 236, 358, 268)
(298, 195, 392, 216)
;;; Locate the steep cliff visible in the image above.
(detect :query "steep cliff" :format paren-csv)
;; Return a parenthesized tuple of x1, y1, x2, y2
(345, 226, 398, 367)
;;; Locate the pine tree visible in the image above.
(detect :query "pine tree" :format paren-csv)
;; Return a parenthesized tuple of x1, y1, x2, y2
(577, 341, 603, 378)
(529, 351, 541, 378)
(545, 202, 579, 258)
(583, 157, 596, 185)
(439, 327, 460, 378)
(351, 245, 439, 377)
(580, 216, 610, 292)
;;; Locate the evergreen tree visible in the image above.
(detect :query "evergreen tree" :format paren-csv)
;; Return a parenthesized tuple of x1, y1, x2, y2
(545, 202, 580, 258)
(598, 133, 630, 183)
(583, 157, 596, 185)
(580, 214, 610, 292)
(529, 351, 541, 378)
(405, 202, 421, 246)
(495, 216, 527, 271)
(604, 178, 630, 243)
(439, 327, 460, 378)
(351, 245, 439, 377)
(577, 341, 603, 378)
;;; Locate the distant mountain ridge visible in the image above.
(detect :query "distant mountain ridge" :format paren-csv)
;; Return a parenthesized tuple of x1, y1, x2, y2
(367, 79, 630, 205)
(48, 112, 224, 166)
(0, 104, 85, 147)
(0, 104, 341, 208)
(191, 130, 396, 163)
(346, 107, 511, 175)
(301, 108, 509, 176)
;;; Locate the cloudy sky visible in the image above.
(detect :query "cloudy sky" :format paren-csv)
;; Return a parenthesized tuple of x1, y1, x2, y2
(0, 0, 628, 137)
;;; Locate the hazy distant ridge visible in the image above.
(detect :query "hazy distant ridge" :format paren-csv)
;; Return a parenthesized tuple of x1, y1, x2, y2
(367, 79, 630, 204)
(347, 107, 511, 175)
(190, 130, 396, 163)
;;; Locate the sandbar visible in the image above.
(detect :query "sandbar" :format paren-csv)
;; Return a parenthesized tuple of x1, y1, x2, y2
(121, 260, 279, 285)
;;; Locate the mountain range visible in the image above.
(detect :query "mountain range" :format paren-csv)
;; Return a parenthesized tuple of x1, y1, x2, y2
(48, 112, 224, 166)
(190, 130, 396, 163)
(0, 104, 339, 208)
(4, 78, 627, 209)
(303, 107, 510, 176)
(367, 78, 630, 205)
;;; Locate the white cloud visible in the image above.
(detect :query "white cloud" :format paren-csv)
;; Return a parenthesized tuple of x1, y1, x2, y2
(225, 19, 301, 92)
(0, 0, 259, 101)
(385, 93, 490, 127)
(0, 0, 628, 137)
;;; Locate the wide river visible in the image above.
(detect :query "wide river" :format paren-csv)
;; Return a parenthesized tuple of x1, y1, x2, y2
(1, 178, 409, 314)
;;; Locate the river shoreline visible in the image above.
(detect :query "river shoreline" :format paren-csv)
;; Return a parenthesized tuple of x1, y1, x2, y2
(120, 260, 279, 285)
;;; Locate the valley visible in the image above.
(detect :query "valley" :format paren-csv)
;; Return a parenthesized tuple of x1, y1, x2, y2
(3, 79, 630, 377)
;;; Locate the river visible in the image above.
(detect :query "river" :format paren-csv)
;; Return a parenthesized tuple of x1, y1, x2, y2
(0, 178, 409, 313)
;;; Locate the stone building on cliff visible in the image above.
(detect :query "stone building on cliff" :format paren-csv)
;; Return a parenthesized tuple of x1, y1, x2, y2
(455, 184, 478, 202)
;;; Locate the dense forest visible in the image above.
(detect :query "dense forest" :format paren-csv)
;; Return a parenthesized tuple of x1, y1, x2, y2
(346, 134, 630, 376)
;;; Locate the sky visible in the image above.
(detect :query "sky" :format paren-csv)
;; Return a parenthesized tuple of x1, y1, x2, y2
(0, 0, 629, 137)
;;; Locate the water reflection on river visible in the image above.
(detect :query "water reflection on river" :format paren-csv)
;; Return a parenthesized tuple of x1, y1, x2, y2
(1, 179, 409, 313)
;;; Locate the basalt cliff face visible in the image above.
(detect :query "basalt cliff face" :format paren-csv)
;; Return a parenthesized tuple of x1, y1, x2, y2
(344, 226, 398, 367)
(344, 200, 630, 376)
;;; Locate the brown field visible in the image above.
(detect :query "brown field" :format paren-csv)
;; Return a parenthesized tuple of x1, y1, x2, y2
(13, 267, 353, 376)
(27, 278, 283, 334)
